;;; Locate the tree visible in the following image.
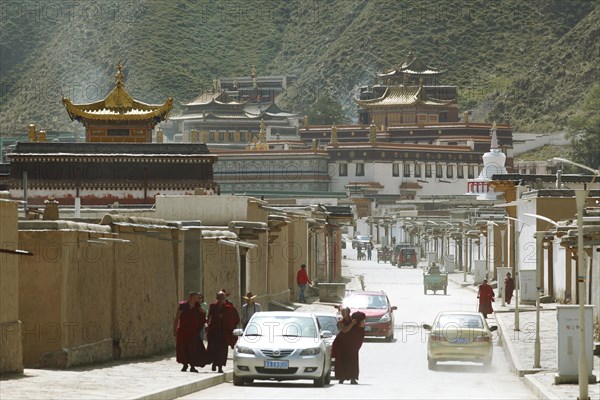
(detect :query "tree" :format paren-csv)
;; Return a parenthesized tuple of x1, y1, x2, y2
(568, 84, 600, 170)
(306, 91, 349, 126)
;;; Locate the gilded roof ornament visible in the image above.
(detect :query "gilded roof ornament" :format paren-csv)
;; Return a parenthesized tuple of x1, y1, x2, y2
(115, 61, 124, 87)
(331, 124, 338, 146)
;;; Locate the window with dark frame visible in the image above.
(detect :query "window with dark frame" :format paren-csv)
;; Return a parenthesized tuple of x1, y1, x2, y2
(457, 165, 464, 179)
(425, 164, 432, 178)
(436, 164, 443, 178)
(468, 165, 475, 179)
(447, 164, 454, 179)
(392, 163, 399, 177)
(339, 163, 348, 177)
(356, 163, 365, 176)
(414, 163, 422, 177)
(403, 163, 411, 177)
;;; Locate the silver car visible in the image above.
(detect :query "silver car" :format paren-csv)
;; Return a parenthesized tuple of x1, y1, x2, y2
(232, 311, 333, 387)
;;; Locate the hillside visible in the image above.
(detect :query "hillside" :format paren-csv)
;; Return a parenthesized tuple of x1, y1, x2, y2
(0, 0, 597, 134)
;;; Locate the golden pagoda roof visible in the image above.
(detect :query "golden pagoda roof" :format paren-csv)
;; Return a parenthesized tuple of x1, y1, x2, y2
(62, 63, 173, 122)
(377, 52, 444, 78)
(354, 83, 455, 108)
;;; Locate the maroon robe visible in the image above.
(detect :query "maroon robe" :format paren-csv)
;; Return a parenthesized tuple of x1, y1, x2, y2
(176, 301, 208, 366)
(207, 300, 240, 367)
(478, 284, 495, 316)
(332, 317, 365, 380)
(504, 276, 515, 304)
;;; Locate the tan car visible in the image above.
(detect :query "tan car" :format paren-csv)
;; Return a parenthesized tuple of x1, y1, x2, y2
(422, 311, 497, 370)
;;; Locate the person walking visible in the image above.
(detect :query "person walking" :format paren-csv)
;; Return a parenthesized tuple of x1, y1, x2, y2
(296, 264, 312, 303)
(504, 272, 515, 305)
(332, 307, 366, 385)
(367, 242, 373, 261)
(207, 291, 240, 373)
(241, 291, 262, 329)
(477, 279, 495, 318)
(173, 291, 207, 372)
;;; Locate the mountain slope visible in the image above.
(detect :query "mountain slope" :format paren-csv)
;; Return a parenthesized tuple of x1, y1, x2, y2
(0, 0, 596, 134)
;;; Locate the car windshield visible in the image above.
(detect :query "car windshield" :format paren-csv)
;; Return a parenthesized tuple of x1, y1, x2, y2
(245, 315, 318, 338)
(356, 236, 370, 241)
(343, 294, 388, 309)
(316, 315, 339, 335)
(435, 314, 484, 329)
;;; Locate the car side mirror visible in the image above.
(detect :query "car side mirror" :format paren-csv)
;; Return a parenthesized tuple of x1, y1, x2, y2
(489, 325, 498, 332)
(321, 330, 333, 339)
(422, 323, 432, 331)
(391, 306, 398, 311)
(233, 328, 244, 336)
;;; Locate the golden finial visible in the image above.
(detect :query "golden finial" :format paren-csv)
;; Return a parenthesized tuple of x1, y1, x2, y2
(115, 61, 124, 86)
(331, 124, 338, 147)
(369, 121, 377, 144)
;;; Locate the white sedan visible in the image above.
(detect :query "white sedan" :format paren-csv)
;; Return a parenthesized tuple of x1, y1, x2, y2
(232, 312, 333, 387)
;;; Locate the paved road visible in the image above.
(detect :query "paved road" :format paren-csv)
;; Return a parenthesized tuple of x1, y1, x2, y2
(179, 248, 536, 399)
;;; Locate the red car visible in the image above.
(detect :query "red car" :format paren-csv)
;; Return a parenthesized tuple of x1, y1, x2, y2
(392, 245, 418, 268)
(341, 290, 397, 342)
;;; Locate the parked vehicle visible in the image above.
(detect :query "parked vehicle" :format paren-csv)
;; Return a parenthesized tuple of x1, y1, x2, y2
(341, 290, 397, 342)
(314, 312, 340, 368)
(351, 235, 371, 249)
(232, 312, 333, 387)
(391, 244, 417, 268)
(422, 311, 497, 370)
(423, 264, 448, 295)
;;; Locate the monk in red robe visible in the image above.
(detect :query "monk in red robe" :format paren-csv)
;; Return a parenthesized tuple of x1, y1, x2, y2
(173, 292, 207, 372)
(332, 308, 365, 384)
(504, 272, 515, 304)
(207, 291, 240, 373)
(478, 279, 495, 318)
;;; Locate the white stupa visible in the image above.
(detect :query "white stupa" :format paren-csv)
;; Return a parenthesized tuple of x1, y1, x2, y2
(466, 122, 507, 200)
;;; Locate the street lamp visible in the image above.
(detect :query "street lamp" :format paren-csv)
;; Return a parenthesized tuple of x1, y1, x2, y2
(499, 222, 507, 307)
(524, 213, 561, 370)
(506, 216, 526, 332)
(552, 157, 599, 400)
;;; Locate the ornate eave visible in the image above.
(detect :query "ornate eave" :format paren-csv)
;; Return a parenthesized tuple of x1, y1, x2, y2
(354, 84, 455, 108)
(62, 63, 173, 122)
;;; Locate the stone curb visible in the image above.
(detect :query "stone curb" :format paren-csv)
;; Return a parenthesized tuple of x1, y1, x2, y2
(132, 371, 232, 400)
(522, 374, 563, 400)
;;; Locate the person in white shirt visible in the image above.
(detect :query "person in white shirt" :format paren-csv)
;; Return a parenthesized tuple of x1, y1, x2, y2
(241, 291, 262, 329)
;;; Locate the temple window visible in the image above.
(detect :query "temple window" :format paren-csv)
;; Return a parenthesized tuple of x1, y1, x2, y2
(355, 163, 365, 176)
(339, 163, 348, 177)
(218, 132, 225, 142)
(209, 130, 215, 141)
(228, 131, 234, 141)
(108, 128, 129, 136)
(468, 165, 475, 179)
(425, 164, 432, 178)
(414, 163, 422, 177)
(392, 163, 400, 177)
(447, 165, 454, 178)
(457, 165, 464, 179)
(435, 164, 443, 178)
(403, 163, 411, 177)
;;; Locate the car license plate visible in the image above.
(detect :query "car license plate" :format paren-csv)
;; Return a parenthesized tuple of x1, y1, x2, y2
(264, 360, 289, 369)
(364, 325, 372, 332)
(449, 338, 469, 344)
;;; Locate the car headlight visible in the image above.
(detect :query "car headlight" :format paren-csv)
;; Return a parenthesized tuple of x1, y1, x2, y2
(379, 313, 391, 323)
(235, 345, 255, 355)
(300, 347, 321, 356)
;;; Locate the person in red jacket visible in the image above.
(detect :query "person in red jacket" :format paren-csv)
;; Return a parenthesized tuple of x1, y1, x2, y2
(478, 279, 495, 318)
(296, 264, 312, 303)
